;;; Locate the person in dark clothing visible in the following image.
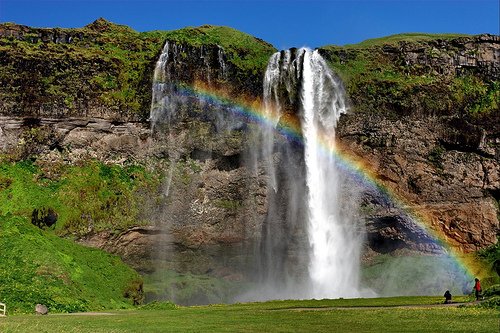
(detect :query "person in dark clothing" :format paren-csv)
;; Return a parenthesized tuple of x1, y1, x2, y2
(474, 278, 482, 301)
(443, 290, 452, 304)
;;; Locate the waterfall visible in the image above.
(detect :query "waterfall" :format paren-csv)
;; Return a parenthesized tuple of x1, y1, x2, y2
(150, 41, 182, 130)
(301, 50, 362, 298)
(148, 41, 471, 303)
(150, 40, 364, 302)
(260, 48, 363, 299)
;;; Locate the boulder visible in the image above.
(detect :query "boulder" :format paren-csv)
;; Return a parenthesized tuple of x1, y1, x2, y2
(35, 304, 48, 315)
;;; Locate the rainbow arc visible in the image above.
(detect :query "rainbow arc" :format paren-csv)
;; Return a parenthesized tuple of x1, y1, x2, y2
(154, 80, 477, 279)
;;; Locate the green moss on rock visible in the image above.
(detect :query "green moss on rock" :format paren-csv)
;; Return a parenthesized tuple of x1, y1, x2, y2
(0, 159, 161, 237)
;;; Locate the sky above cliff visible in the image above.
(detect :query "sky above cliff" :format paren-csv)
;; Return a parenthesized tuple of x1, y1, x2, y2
(0, 0, 498, 49)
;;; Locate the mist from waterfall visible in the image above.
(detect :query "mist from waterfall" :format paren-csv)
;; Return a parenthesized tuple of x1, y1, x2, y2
(149, 40, 368, 302)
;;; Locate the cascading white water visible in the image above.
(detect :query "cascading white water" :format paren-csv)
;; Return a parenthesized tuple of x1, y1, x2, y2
(262, 48, 363, 298)
(150, 41, 175, 129)
(301, 49, 362, 298)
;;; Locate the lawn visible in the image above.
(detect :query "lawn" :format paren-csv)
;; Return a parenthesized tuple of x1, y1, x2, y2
(0, 297, 497, 333)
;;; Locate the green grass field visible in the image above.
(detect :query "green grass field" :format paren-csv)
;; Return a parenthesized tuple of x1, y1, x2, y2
(0, 297, 498, 333)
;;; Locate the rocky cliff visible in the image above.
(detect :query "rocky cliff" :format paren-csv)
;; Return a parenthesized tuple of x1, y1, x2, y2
(338, 113, 499, 253)
(0, 19, 498, 302)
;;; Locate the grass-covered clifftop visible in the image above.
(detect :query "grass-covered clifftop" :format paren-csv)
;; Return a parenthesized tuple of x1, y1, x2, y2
(1, 19, 496, 121)
(150, 24, 275, 75)
(319, 33, 499, 120)
(0, 18, 276, 120)
(0, 19, 162, 119)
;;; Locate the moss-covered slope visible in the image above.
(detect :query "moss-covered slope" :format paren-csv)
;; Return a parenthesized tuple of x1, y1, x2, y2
(0, 214, 142, 314)
(0, 159, 161, 237)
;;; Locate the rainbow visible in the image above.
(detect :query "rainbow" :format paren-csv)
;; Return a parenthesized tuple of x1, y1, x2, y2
(158, 81, 477, 279)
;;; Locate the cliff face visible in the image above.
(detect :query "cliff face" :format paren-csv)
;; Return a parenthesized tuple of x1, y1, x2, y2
(320, 34, 499, 117)
(0, 20, 498, 288)
(0, 19, 158, 120)
(325, 34, 500, 253)
(0, 20, 273, 120)
(337, 113, 499, 253)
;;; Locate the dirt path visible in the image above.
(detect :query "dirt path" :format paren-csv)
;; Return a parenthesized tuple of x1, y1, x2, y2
(54, 312, 116, 316)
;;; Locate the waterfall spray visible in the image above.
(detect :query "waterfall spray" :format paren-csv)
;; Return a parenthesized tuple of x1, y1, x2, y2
(150, 40, 365, 301)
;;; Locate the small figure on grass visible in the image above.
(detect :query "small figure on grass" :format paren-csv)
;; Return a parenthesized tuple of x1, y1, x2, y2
(473, 278, 482, 301)
(443, 290, 452, 304)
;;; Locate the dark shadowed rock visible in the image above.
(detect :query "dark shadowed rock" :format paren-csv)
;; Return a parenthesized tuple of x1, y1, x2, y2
(31, 207, 58, 230)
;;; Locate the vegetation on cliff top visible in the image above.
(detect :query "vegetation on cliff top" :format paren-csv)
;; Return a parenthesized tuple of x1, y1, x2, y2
(320, 33, 499, 117)
(147, 24, 276, 74)
(0, 214, 141, 314)
(0, 18, 173, 119)
(1, 19, 497, 120)
(347, 32, 471, 47)
(0, 19, 275, 120)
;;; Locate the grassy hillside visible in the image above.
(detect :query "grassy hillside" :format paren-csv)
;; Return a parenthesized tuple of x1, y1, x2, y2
(0, 214, 142, 314)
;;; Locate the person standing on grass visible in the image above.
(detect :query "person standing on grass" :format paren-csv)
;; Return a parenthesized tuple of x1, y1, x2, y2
(443, 290, 452, 304)
(474, 278, 482, 301)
